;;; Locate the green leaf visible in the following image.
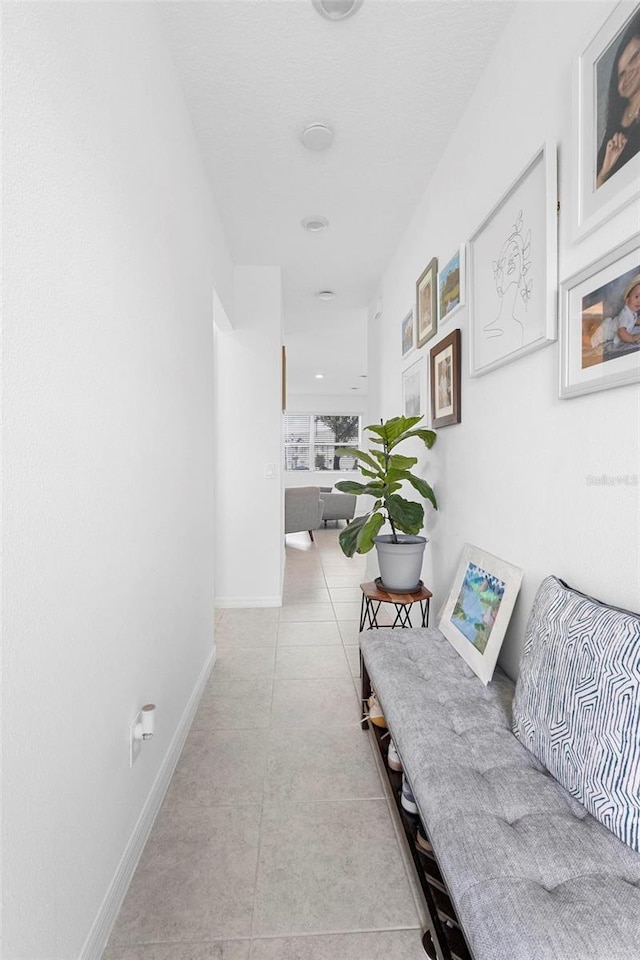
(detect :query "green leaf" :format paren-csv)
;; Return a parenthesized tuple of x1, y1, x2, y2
(338, 514, 371, 557)
(388, 454, 418, 471)
(336, 447, 381, 474)
(334, 480, 368, 495)
(388, 428, 436, 451)
(360, 467, 378, 479)
(336, 479, 385, 495)
(383, 481, 403, 494)
(405, 474, 438, 509)
(386, 495, 424, 535)
(384, 471, 437, 510)
(356, 512, 385, 553)
(366, 416, 423, 446)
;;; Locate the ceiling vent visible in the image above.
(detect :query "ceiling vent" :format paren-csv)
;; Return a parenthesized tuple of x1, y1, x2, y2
(302, 216, 329, 233)
(301, 123, 334, 151)
(311, 0, 364, 22)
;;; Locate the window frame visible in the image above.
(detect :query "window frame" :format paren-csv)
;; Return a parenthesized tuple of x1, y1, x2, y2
(283, 413, 361, 473)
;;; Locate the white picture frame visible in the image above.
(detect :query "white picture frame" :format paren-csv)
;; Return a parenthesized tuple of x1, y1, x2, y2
(438, 244, 466, 324)
(438, 544, 524, 686)
(468, 142, 558, 378)
(401, 308, 415, 358)
(560, 232, 640, 398)
(402, 357, 424, 418)
(575, 3, 640, 241)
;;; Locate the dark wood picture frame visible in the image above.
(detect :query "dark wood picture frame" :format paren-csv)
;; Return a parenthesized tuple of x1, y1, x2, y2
(416, 257, 438, 348)
(430, 328, 461, 427)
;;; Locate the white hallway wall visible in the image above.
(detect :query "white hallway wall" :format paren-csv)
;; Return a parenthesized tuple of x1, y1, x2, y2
(2, 3, 233, 957)
(214, 266, 284, 607)
(370, 0, 640, 679)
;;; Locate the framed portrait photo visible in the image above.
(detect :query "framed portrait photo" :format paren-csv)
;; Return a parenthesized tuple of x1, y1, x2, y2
(575, 3, 640, 239)
(560, 232, 640, 398)
(438, 244, 466, 323)
(416, 257, 438, 348)
(468, 142, 558, 377)
(430, 328, 461, 428)
(401, 309, 414, 358)
(402, 357, 424, 418)
(438, 544, 524, 685)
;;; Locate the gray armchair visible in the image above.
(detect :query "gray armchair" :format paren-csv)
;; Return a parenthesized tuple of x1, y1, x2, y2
(319, 487, 356, 525)
(284, 486, 324, 541)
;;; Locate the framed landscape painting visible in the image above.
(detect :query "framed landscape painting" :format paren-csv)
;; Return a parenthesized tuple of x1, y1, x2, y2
(416, 257, 438, 347)
(439, 544, 524, 685)
(439, 245, 466, 322)
(575, 3, 640, 238)
(560, 232, 640, 398)
(401, 309, 414, 357)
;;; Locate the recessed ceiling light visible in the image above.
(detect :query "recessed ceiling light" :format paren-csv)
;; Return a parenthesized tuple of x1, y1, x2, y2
(301, 123, 334, 151)
(311, 0, 364, 22)
(316, 290, 336, 301)
(360, 374, 367, 378)
(315, 373, 324, 379)
(301, 215, 329, 233)
(350, 386, 359, 390)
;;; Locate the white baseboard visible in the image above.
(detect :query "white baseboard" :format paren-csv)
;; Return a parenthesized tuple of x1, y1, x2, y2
(215, 595, 281, 608)
(80, 646, 217, 960)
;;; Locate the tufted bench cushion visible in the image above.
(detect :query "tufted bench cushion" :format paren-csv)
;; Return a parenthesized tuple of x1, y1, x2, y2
(359, 627, 640, 960)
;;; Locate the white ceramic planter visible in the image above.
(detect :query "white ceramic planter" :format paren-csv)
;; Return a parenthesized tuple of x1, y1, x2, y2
(374, 534, 427, 592)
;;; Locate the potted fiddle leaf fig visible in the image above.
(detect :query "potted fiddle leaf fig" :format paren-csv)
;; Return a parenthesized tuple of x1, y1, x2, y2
(335, 415, 437, 591)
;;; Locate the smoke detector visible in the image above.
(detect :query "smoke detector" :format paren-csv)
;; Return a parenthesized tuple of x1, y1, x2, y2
(316, 290, 336, 301)
(312, 0, 364, 21)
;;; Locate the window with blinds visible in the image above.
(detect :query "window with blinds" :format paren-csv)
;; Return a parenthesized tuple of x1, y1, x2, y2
(284, 414, 360, 472)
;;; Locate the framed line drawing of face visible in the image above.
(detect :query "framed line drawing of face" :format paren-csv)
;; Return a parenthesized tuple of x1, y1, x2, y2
(468, 143, 557, 377)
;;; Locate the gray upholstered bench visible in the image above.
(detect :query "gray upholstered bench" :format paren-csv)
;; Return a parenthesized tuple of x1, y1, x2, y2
(360, 577, 640, 960)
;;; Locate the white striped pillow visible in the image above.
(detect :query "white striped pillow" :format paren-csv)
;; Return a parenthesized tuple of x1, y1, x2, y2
(513, 576, 640, 851)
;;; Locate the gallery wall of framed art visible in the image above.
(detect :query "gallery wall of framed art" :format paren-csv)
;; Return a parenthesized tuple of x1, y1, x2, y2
(380, 1, 639, 686)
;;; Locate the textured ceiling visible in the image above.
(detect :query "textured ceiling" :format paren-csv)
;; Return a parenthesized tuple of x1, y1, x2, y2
(158, 0, 514, 396)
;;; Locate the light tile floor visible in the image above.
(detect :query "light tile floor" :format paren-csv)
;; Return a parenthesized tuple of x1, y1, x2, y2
(104, 527, 426, 960)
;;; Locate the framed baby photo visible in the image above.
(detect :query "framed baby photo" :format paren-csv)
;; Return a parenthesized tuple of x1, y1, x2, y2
(416, 257, 438, 347)
(575, 3, 640, 239)
(560, 232, 640, 398)
(430, 329, 461, 427)
(468, 142, 558, 377)
(401, 308, 415, 358)
(438, 244, 466, 323)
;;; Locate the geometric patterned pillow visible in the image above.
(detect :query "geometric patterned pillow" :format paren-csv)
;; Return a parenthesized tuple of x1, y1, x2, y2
(512, 576, 640, 851)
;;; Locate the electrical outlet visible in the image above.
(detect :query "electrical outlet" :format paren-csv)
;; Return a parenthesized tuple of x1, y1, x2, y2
(129, 711, 142, 767)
